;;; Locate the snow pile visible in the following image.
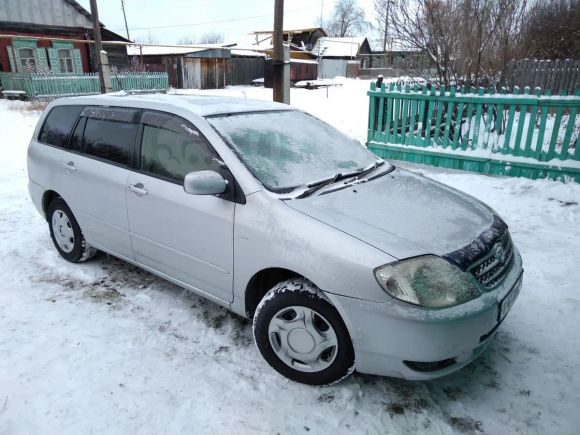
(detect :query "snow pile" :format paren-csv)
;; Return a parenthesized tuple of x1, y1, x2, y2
(1, 84, 580, 434)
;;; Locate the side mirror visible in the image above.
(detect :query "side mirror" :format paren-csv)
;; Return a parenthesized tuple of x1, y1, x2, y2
(183, 170, 228, 195)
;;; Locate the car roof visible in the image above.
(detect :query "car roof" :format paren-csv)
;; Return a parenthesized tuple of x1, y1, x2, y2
(55, 93, 296, 117)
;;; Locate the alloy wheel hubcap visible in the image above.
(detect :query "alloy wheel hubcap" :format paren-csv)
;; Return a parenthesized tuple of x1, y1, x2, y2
(268, 306, 338, 373)
(52, 210, 75, 253)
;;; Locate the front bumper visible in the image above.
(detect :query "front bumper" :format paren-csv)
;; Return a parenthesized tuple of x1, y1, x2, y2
(328, 247, 523, 380)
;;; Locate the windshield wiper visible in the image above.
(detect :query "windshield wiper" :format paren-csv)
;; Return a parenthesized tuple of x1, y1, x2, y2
(295, 161, 385, 199)
(295, 173, 345, 199)
(354, 160, 385, 180)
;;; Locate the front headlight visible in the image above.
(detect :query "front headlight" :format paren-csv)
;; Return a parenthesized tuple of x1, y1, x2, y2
(374, 255, 482, 308)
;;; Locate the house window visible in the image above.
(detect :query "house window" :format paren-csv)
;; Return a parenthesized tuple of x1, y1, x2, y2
(18, 48, 36, 72)
(57, 48, 74, 73)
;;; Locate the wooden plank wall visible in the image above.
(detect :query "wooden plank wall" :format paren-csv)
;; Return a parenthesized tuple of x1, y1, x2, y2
(226, 57, 264, 86)
(506, 59, 580, 94)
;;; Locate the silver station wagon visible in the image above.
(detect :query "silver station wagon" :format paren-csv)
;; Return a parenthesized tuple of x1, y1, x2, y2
(28, 94, 523, 385)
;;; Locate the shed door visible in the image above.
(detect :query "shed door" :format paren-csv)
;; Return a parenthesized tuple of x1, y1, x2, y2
(193, 59, 201, 89)
(184, 60, 195, 88)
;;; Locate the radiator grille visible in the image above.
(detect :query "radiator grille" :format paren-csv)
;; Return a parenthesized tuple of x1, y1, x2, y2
(470, 232, 513, 289)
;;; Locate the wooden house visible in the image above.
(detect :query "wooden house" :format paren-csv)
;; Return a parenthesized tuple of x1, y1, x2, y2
(0, 0, 129, 74)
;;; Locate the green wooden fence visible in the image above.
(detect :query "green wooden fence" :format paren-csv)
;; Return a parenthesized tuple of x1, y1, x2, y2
(367, 82, 580, 182)
(0, 71, 169, 99)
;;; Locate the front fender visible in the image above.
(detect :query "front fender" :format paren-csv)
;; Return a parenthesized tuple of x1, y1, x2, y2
(230, 192, 395, 316)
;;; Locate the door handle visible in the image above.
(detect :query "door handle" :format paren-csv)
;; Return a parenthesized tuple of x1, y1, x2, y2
(63, 161, 76, 172)
(128, 183, 148, 196)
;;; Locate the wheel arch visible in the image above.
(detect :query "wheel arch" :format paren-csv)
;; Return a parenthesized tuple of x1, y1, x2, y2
(244, 267, 305, 318)
(42, 190, 62, 221)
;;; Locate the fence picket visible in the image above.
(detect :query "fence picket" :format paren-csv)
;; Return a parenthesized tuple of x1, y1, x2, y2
(408, 84, 419, 144)
(482, 88, 494, 149)
(393, 84, 401, 143)
(471, 87, 485, 149)
(534, 91, 551, 160)
(400, 84, 410, 144)
(494, 87, 506, 146)
(461, 87, 474, 150)
(434, 86, 446, 146)
(383, 83, 395, 143)
(546, 90, 567, 160)
(559, 105, 578, 160)
(442, 86, 456, 148)
(423, 87, 436, 146)
(502, 86, 519, 154)
(523, 88, 541, 157)
(452, 86, 466, 150)
(513, 86, 531, 156)
(374, 83, 386, 143)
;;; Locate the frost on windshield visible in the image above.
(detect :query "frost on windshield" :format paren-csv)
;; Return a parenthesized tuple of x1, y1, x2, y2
(209, 111, 377, 190)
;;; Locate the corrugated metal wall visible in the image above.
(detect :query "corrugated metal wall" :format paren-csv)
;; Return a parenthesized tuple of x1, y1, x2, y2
(319, 59, 349, 79)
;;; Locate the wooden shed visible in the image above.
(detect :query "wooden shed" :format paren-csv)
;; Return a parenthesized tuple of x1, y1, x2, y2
(128, 45, 228, 89)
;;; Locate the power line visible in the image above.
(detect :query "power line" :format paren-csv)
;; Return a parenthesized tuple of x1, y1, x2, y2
(110, 4, 322, 32)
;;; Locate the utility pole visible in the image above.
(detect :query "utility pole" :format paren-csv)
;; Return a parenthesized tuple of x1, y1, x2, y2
(89, 0, 106, 93)
(121, 0, 131, 41)
(272, 0, 289, 104)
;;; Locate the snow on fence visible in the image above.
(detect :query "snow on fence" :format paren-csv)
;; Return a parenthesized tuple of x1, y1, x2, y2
(367, 82, 580, 182)
(0, 72, 169, 99)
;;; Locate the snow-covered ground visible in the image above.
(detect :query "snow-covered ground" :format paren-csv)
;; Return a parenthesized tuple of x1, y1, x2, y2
(1, 81, 580, 434)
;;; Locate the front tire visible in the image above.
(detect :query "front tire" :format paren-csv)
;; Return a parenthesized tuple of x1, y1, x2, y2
(253, 279, 355, 385)
(48, 198, 97, 263)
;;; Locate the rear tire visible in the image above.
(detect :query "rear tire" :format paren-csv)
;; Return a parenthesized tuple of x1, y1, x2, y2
(48, 198, 97, 263)
(253, 278, 355, 385)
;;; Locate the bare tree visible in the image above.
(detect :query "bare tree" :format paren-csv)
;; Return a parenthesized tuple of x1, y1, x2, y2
(177, 37, 196, 45)
(134, 30, 159, 44)
(487, 0, 528, 86)
(387, 0, 533, 87)
(455, 0, 524, 86)
(388, 0, 461, 86)
(519, 0, 580, 60)
(198, 32, 225, 44)
(327, 0, 368, 37)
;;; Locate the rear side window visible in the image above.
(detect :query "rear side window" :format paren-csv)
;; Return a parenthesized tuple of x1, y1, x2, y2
(38, 105, 83, 148)
(83, 118, 138, 166)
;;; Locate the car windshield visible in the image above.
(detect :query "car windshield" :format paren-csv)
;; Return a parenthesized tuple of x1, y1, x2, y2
(208, 110, 379, 192)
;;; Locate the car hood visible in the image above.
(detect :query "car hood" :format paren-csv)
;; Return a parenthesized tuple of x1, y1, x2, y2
(284, 168, 496, 260)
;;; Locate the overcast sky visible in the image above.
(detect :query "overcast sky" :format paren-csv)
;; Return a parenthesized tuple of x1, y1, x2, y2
(76, 0, 377, 46)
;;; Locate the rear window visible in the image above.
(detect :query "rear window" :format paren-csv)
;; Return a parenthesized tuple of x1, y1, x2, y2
(83, 118, 138, 166)
(38, 105, 83, 148)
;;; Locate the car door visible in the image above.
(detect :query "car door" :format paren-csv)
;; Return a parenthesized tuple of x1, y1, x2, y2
(57, 106, 139, 260)
(126, 110, 235, 303)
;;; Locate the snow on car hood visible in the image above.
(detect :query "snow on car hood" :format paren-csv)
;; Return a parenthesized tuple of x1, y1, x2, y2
(285, 168, 496, 260)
